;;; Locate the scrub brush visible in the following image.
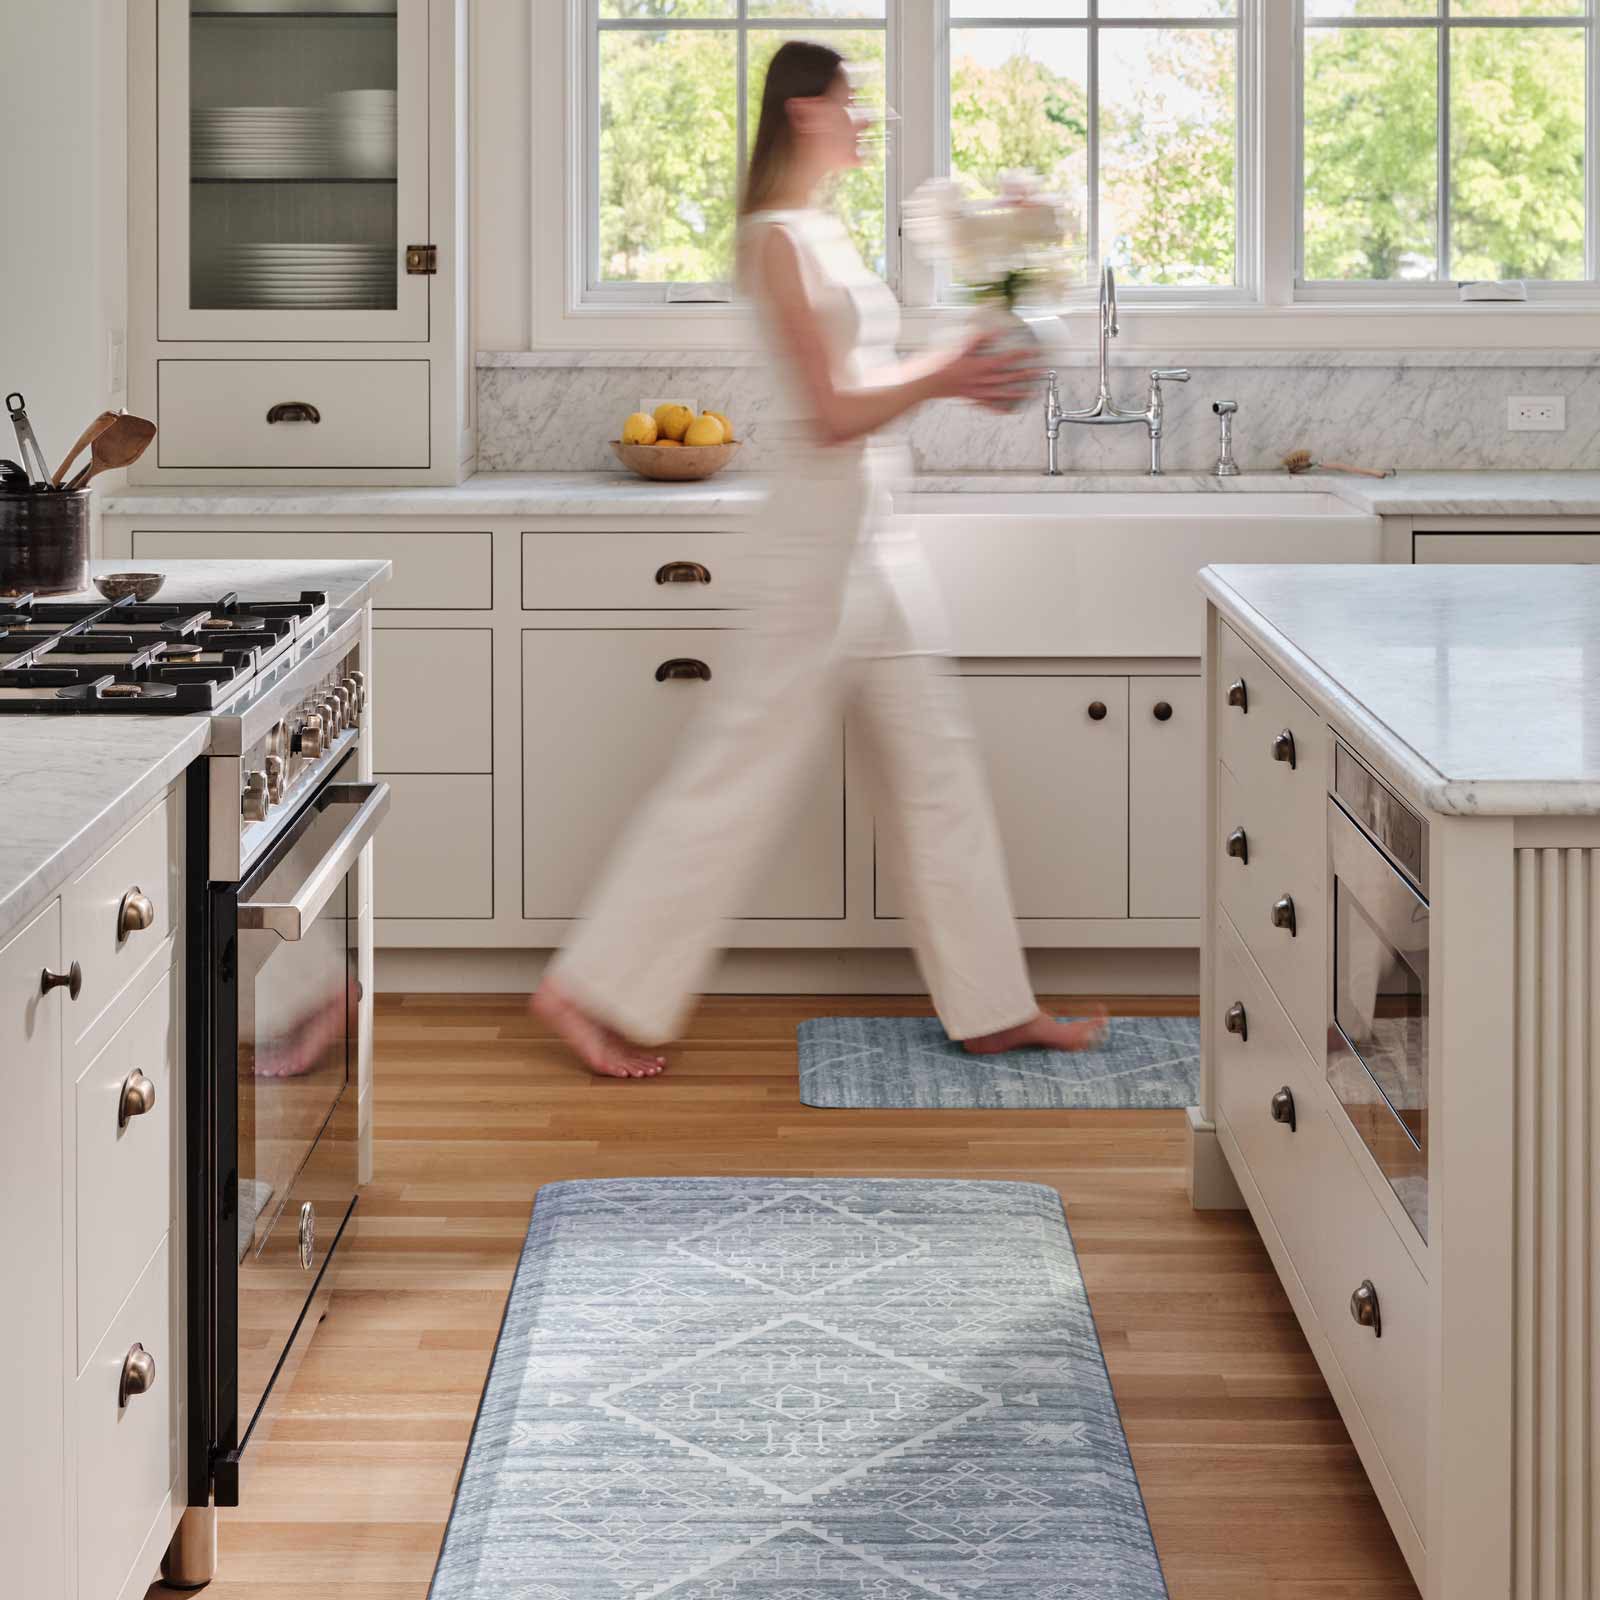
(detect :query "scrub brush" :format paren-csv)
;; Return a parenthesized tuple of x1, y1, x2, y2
(1282, 449, 1394, 480)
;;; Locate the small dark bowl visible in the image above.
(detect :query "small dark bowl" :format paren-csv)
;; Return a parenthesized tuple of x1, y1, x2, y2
(95, 571, 166, 603)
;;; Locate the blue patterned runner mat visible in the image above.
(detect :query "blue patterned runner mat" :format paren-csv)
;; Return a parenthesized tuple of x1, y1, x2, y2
(430, 1178, 1168, 1600)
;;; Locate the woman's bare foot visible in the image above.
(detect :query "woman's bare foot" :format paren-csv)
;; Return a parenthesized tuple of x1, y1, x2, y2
(530, 981, 667, 1079)
(963, 1005, 1110, 1056)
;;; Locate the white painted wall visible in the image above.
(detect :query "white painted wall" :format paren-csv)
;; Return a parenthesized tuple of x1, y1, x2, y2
(472, 0, 531, 353)
(0, 0, 128, 481)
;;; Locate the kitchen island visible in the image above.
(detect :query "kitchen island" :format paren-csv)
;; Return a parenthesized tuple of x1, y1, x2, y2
(1191, 562, 1600, 1600)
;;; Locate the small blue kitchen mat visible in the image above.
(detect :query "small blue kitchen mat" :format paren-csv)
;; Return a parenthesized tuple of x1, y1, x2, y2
(797, 1014, 1200, 1110)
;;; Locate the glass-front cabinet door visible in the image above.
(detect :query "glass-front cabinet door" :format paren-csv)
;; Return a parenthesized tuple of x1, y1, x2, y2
(158, 0, 429, 342)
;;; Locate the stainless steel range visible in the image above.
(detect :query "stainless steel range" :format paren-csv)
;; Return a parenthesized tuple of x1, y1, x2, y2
(1, 587, 390, 1587)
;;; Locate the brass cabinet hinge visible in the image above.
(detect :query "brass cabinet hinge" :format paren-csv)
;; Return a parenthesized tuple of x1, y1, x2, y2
(405, 244, 439, 276)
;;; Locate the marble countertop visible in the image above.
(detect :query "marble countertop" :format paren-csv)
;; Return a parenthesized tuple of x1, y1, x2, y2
(0, 557, 390, 944)
(99, 468, 1600, 520)
(1201, 563, 1600, 816)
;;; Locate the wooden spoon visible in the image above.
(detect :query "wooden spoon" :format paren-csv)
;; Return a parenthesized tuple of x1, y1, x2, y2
(52, 409, 122, 487)
(63, 413, 156, 492)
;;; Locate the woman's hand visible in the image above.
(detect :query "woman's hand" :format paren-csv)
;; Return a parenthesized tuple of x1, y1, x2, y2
(937, 331, 1043, 411)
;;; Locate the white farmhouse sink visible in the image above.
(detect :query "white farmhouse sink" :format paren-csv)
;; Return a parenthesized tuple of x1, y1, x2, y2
(896, 489, 1381, 657)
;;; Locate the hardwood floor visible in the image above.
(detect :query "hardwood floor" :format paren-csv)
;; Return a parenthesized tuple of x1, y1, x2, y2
(152, 993, 1418, 1600)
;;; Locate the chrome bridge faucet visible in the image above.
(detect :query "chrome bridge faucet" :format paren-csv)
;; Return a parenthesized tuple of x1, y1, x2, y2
(1043, 263, 1190, 476)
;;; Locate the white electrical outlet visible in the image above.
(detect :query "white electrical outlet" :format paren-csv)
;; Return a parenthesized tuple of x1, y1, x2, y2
(1508, 395, 1565, 432)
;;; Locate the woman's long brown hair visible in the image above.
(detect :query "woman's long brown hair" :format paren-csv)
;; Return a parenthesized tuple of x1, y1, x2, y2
(738, 38, 845, 219)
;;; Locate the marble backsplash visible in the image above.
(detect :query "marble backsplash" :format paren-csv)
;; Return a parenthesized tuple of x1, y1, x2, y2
(478, 348, 1600, 476)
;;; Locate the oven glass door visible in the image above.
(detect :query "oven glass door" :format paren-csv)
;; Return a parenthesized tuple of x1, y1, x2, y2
(1328, 798, 1429, 1238)
(230, 761, 386, 1450)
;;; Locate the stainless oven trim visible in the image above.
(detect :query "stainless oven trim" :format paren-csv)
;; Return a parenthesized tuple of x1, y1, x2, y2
(1330, 737, 1428, 896)
(208, 606, 363, 757)
(239, 782, 389, 940)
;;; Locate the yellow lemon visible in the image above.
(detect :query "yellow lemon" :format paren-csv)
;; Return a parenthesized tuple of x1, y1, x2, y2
(684, 413, 726, 447)
(653, 438, 683, 447)
(653, 403, 693, 442)
(621, 411, 658, 445)
(705, 409, 735, 442)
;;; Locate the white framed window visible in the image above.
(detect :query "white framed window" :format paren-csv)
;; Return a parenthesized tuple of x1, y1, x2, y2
(582, 1, 895, 304)
(936, 2, 1258, 304)
(1297, 2, 1597, 301)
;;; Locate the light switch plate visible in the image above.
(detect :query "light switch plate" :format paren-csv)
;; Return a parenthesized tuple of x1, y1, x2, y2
(1508, 395, 1565, 432)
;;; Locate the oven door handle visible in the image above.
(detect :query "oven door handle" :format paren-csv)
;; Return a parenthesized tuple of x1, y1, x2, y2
(237, 782, 390, 941)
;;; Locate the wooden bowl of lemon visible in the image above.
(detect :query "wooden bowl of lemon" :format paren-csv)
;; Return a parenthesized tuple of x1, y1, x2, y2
(611, 404, 741, 482)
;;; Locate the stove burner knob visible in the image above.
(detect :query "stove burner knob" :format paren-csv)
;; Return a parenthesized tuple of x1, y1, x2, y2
(241, 772, 270, 823)
(264, 755, 286, 804)
(295, 713, 325, 758)
(347, 670, 367, 712)
(341, 675, 363, 719)
(328, 686, 351, 730)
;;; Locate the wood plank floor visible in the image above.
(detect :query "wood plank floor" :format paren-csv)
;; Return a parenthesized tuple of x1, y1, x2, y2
(151, 993, 1418, 1600)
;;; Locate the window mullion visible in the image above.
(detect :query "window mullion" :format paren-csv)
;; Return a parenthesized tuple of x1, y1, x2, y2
(1437, 15, 1451, 282)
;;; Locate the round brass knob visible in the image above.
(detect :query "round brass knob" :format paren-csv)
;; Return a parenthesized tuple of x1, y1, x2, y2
(1224, 1001, 1247, 1041)
(119, 1342, 157, 1408)
(1271, 894, 1297, 937)
(241, 772, 270, 823)
(1350, 1279, 1382, 1338)
(1269, 1085, 1296, 1132)
(1152, 701, 1173, 722)
(1226, 678, 1248, 713)
(1270, 729, 1297, 769)
(41, 961, 82, 1001)
(347, 670, 368, 712)
(264, 755, 286, 805)
(118, 1070, 157, 1129)
(1225, 826, 1248, 863)
(296, 712, 326, 759)
(1087, 701, 1108, 721)
(117, 887, 155, 943)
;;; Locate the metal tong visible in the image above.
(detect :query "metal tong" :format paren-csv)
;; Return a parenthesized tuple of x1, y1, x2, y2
(5, 393, 52, 488)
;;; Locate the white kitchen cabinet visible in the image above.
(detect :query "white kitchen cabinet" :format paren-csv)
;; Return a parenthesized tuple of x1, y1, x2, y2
(521, 630, 845, 920)
(1129, 676, 1203, 918)
(1412, 531, 1600, 563)
(374, 773, 494, 918)
(0, 900, 67, 1600)
(129, 0, 469, 483)
(371, 628, 493, 772)
(876, 675, 1129, 921)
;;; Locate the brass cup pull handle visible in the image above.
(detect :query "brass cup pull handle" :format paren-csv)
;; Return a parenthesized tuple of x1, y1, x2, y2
(1269, 1085, 1297, 1132)
(265, 401, 321, 425)
(655, 658, 712, 683)
(1224, 1001, 1248, 1041)
(1271, 894, 1297, 937)
(119, 1342, 157, 1408)
(1271, 729, 1297, 769)
(1226, 678, 1248, 713)
(1350, 1279, 1382, 1338)
(298, 1202, 317, 1271)
(117, 887, 155, 943)
(118, 1071, 157, 1129)
(1152, 701, 1173, 722)
(655, 561, 712, 586)
(41, 961, 82, 1001)
(1087, 700, 1108, 721)
(1225, 826, 1248, 864)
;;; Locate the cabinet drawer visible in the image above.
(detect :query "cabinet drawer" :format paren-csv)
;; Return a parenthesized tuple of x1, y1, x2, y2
(64, 792, 179, 1054)
(1217, 622, 1324, 803)
(1413, 531, 1600, 564)
(1217, 759, 1325, 1057)
(1214, 914, 1427, 1531)
(76, 1234, 177, 1600)
(157, 359, 430, 469)
(132, 529, 491, 611)
(371, 629, 492, 772)
(76, 965, 178, 1370)
(522, 630, 843, 920)
(522, 531, 744, 611)
(374, 773, 493, 919)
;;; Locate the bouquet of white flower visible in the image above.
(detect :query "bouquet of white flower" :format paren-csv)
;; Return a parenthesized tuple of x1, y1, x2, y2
(902, 172, 1081, 309)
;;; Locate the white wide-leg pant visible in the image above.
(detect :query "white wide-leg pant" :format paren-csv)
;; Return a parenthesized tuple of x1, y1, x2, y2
(550, 451, 1038, 1046)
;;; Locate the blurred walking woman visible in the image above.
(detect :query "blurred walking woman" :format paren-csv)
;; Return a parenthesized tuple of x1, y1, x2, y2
(533, 40, 1107, 1078)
